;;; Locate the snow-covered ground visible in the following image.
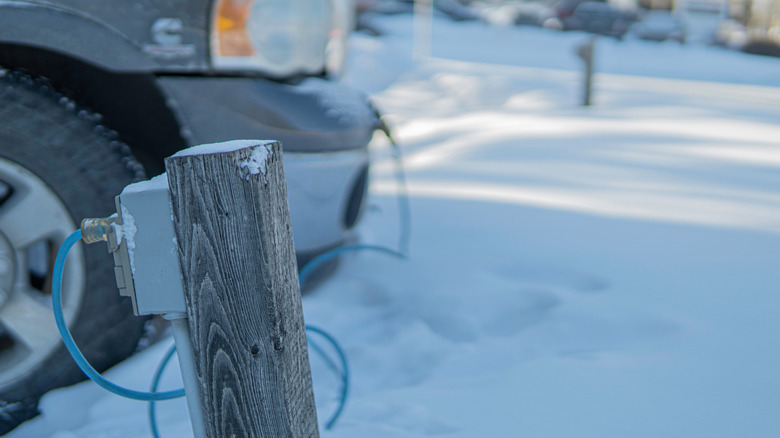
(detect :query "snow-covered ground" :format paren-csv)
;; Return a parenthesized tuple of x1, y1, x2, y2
(12, 14, 780, 438)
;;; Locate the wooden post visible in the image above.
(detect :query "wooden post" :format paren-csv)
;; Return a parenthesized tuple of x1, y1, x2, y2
(164, 141, 318, 438)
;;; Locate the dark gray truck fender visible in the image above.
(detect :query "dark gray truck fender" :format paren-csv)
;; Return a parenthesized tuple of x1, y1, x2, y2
(0, 0, 209, 72)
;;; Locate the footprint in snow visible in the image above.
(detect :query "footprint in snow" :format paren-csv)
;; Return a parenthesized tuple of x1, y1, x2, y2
(415, 265, 608, 342)
(493, 265, 610, 294)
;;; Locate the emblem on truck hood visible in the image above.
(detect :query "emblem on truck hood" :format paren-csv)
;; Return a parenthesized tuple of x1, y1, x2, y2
(143, 18, 196, 59)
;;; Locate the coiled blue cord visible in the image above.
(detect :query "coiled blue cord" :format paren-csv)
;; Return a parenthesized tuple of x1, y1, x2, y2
(149, 344, 179, 438)
(299, 244, 407, 289)
(146, 326, 350, 437)
(147, 243, 406, 436)
(54, 232, 356, 436)
(295, 243, 407, 431)
(371, 101, 412, 256)
(54, 233, 400, 435)
(386, 124, 412, 256)
(306, 325, 350, 430)
(52, 229, 185, 402)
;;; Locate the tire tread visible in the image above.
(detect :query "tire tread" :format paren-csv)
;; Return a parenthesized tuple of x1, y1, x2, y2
(0, 69, 149, 435)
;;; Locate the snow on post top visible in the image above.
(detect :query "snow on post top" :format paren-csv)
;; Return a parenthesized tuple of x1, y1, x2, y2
(172, 140, 276, 182)
(237, 144, 274, 182)
(171, 139, 275, 158)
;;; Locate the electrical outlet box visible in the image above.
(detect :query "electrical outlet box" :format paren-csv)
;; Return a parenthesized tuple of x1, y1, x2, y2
(111, 175, 186, 316)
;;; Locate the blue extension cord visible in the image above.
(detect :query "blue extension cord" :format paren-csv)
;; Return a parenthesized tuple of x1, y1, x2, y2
(145, 327, 351, 437)
(306, 326, 350, 430)
(52, 230, 185, 402)
(298, 244, 406, 288)
(146, 244, 406, 437)
(149, 344, 179, 438)
(385, 121, 412, 256)
(53, 232, 397, 436)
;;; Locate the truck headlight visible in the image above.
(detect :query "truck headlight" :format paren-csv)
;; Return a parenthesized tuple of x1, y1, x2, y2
(211, 0, 353, 78)
(325, 0, 353, 79)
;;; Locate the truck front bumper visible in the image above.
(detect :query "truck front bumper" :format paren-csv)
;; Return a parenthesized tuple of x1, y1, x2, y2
(156, 76, 378, 259)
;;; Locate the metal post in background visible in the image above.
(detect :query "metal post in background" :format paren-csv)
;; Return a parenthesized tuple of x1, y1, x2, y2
(414, 0, 433, 60)
(576, 36, 596, 107)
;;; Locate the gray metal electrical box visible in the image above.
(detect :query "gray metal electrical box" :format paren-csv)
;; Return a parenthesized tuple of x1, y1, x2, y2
(112, 175, 186, 316)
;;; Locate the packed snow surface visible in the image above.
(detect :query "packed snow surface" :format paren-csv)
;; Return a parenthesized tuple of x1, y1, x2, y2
(12, 14, 780, 438)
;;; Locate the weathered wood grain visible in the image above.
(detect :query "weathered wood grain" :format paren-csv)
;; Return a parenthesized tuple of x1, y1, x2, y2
(165, 142, 318, 438)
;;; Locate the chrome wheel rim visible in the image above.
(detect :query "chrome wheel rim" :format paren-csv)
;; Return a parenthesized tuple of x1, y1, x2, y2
(0, 157, 85, 387)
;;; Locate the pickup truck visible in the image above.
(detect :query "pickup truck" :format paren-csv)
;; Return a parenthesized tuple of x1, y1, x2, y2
(0, 0, 375, 432)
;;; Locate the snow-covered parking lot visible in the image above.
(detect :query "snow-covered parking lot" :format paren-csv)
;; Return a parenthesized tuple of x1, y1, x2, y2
(12, 13, 780, 438)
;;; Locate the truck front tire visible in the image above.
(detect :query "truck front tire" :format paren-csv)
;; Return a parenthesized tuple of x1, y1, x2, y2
(0, 71, 148, 434)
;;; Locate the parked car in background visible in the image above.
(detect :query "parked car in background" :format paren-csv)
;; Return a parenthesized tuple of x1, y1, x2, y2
(436, 0, 483, 20)
(552, 0, 601, 21)
(632, 10, 686, 43)
(713, 19, 749, 49)
(370, 0, 480, 20)
(0, 0, 375, 433)
(476, 0, 554, 26)
(563, 1, 637, 39)
(514, 1, 559, 26)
